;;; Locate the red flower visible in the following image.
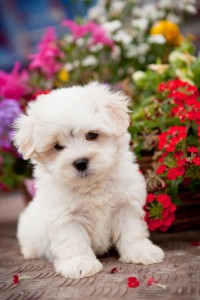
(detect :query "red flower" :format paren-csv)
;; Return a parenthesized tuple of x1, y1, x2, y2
(156, 164, 166, 175)
(192, 157, 200, 166)
(188, 146, 199, 153)
(176, 158, 187, 167)
(127, 277, 140, 288)
(158, 126, 187, 152)
(174, 151, 185, 158)
(158, 79, 200, 126)
(13, 274, 19, 284)
(167, 166, 185, 180)
(145, 194, 176, 232)
(146, 194, 155, 203)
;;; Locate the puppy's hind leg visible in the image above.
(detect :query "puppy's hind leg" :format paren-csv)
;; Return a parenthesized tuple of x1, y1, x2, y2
(17, 201, 50, 260)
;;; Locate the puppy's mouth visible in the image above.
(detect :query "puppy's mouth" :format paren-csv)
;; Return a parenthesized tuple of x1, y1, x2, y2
(76, 170, 92, 178)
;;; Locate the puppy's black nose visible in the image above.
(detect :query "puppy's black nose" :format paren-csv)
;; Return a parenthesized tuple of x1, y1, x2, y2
(73, 158, 89, 171)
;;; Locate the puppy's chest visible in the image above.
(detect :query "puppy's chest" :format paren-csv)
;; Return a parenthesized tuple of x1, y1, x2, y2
(81, 192, 114, 235)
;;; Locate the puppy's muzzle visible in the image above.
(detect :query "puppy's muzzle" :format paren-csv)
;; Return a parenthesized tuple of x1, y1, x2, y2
(73, 158, 89, 172)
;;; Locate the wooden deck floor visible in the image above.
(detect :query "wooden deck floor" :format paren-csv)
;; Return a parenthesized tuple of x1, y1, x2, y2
(0, 192, 200, 300)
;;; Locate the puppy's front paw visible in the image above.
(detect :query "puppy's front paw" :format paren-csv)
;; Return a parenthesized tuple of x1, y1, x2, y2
(120, 238, 164, 265)
(54, 256, 103, 278)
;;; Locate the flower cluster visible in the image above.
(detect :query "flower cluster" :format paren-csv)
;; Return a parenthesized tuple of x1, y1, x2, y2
(131, 76, 200, 230)
(156, 80, 200, 182)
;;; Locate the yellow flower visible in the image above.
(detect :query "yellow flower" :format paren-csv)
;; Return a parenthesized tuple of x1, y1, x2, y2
(57, 69, 70, 82)
(150, 20, 183, 46)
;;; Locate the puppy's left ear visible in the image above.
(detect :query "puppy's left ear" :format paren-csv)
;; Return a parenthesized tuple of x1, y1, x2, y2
(105, 90, 130, 136)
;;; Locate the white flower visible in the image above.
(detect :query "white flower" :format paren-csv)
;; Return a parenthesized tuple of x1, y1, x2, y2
(88, 5, 105, 20)
(64, 60, 80, 71)
(125, 46, 138, 58)
(159, 0, 174, 9)
(148, 34, 166, 44)
(132, 18, 149, 31)
(133, 4, 165, 21)
(64, 35, 74, 43)
(166, 13, 181, 24)
(132, 70, 146, 83)
(158, 0, 197, 14)
(89, 44, 103, 53)
(110, 1, 126, 14)
(102, 20, 121, 33)
(113, 30, 132, 45)
(75, 38, 85, 47)
(184, 4, 197, 14)
(125, 43, 149, 58)
(82, 55, 98, 67)
(137, 43, 150, 55)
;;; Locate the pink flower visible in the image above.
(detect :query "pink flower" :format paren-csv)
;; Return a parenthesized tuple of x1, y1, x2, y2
(0, 62, 28, 100)
(62, 19, 114, 48)
(62, 20, 89, 39)
(28, 28, 63, 77)
(88, 22, 114, 48)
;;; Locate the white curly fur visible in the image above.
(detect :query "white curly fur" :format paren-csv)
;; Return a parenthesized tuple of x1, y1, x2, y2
(13, 82, 164, 278)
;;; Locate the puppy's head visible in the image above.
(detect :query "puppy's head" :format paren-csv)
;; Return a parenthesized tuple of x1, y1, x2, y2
(13, 82, 130, 186)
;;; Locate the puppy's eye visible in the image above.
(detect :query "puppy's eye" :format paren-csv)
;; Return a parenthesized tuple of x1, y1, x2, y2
(86, 132, 99, 141)
(54, 143, 65, 151)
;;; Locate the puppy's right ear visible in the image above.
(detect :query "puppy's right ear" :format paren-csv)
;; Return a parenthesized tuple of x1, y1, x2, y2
(13, 113, 35, 160)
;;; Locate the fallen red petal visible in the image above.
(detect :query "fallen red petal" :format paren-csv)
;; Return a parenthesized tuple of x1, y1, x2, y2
(127, 276, 140, 288)
(147, 277, 156, 286)
(13, 274, 19, 284)
(110, 267, 118, 274)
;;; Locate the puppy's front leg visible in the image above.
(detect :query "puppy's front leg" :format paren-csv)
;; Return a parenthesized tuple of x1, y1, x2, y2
(50, 221, 102, 278)
(112, 204, 165, 265)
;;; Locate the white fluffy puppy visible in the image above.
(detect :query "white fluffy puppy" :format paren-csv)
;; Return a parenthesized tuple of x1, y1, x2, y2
(14, 82, 164, 278)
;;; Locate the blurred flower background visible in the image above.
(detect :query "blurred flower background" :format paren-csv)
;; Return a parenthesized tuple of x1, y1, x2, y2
(0, 0, 200, 232)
